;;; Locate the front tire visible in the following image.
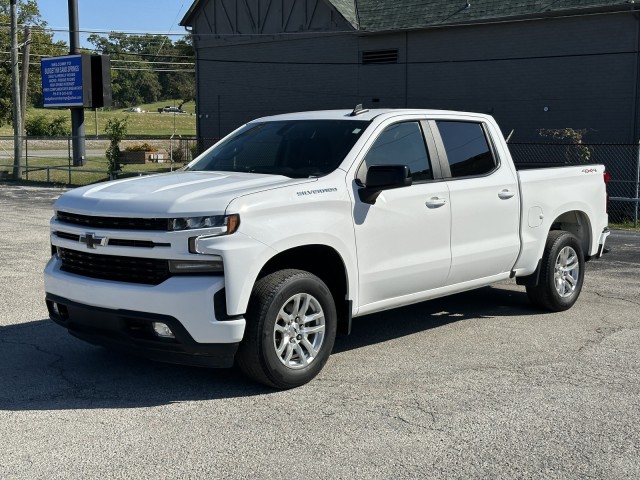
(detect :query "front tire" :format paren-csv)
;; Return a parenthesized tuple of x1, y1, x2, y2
(526, 230, 585, 312)
(236, 269, 337, 389)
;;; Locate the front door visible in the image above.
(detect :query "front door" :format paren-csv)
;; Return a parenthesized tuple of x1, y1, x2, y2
(351, 121, 452, 309)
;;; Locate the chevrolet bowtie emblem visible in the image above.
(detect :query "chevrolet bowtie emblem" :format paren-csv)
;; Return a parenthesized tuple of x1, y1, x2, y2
(79, 233, 107, 249)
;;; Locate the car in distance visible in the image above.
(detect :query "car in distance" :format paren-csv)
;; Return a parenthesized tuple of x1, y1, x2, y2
(158, 106, 187, 114)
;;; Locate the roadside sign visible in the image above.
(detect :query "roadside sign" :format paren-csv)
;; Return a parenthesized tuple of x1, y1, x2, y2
(41, 55, 91, 108)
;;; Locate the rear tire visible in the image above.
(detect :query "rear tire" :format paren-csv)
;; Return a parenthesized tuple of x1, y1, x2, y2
(526, 230, 585, 312)
(236, 269, 337, 389)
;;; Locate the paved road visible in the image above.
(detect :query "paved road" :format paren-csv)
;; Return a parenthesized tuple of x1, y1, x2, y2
(0, 184, 638, 479)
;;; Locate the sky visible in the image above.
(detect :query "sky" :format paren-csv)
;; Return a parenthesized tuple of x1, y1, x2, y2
(38, 0, 191, 47)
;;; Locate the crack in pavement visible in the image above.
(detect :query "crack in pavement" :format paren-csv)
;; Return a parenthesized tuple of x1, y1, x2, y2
(593, 291, 640, 306)
(0, 337, 79, 391)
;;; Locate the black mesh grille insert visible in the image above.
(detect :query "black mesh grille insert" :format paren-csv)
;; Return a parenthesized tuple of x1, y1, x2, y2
(55, 231, 80, 241)
(57, 211, 169, 231)
(58, 248, 171, 285)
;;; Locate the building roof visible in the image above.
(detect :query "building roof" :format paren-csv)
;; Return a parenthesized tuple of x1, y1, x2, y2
(181, 0, 634, 31)
(352, 0, 633, 31)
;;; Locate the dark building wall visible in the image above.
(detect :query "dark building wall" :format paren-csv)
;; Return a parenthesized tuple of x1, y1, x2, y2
(194, 32, 362, 141)
(193, 11, 640, 143)
(403, 12, 639, 142)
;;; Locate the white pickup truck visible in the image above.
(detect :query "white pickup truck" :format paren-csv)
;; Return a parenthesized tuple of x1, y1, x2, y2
(45, 107, 609, 388)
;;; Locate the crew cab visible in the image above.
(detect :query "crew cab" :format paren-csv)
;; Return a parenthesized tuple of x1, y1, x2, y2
(44, 107, 609, 388)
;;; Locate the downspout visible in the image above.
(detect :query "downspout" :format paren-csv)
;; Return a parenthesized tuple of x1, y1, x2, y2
(405, 31, 409, 107)
(185, 25, 202, 144)
(634, 11, 640, 143)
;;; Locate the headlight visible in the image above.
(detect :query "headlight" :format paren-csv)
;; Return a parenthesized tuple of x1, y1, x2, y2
(169, 214, 240, 233)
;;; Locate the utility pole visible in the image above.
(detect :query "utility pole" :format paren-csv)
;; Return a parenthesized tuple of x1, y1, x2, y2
(68, 0, 85, 166)
(20, 26, 31, 136)
(10, 0, 23, 180)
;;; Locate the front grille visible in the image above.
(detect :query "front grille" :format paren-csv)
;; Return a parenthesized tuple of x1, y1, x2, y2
(55, 231, 79, 241)
(107, 239, 170, 248)
(57, 211, 169, 231)
(58, 248, 171, 285)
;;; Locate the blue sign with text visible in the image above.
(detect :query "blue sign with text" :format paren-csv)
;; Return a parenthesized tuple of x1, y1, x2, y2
(41, 55, 85, 107)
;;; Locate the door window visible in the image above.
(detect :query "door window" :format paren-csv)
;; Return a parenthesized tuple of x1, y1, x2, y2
(436, 121, 496, 178)
(357, 122, 433, 183)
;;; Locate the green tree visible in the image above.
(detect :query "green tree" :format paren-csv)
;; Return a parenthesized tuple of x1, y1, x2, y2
(88, 32, 194, 108)
(163, 38, 196, 106)
(0, 0, 67, 126)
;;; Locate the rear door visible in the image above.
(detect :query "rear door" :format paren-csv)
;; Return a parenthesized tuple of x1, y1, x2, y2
(431, 119, 520, 285)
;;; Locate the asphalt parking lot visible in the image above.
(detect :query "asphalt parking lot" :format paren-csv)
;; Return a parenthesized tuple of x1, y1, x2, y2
(0, 184, 638, 479)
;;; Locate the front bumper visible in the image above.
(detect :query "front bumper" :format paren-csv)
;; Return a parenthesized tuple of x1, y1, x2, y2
(44, 255, 245, 344)
(44, 255, 246, 367)
(46, 294, 238, 367)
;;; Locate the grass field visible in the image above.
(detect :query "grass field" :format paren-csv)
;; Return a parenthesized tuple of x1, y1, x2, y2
(0, 100, 197, 137)
(6, 156, 185, 187)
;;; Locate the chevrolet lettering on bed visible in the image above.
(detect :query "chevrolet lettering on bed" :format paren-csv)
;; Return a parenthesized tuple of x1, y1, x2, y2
(45, 107, 610, 388)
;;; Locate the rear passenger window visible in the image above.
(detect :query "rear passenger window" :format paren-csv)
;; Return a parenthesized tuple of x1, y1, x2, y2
(358, 122, 432, 183)
(436, 121, 496, 178)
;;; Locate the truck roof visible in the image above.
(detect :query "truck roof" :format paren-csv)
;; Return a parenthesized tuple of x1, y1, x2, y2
(251, 108, 493, 123)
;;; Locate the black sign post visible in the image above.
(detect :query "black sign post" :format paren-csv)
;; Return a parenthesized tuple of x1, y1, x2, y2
(68, 0, 85, 166)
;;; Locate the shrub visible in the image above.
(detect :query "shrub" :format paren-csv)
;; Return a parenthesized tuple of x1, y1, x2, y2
(125, 142, 158, 152)
(48, 116, 70, 136)
(104, 118, 129, 174)
(190, 144, 199, 159)
(171, 147, 186, 163)
(538, 128, 592, 163)
(25, 114, 70, 137)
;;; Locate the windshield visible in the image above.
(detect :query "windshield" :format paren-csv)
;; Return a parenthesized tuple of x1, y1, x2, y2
(187, 120, 370, 178)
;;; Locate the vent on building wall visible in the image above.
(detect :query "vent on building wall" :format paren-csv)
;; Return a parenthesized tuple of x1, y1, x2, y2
(362, 49, 399, 65)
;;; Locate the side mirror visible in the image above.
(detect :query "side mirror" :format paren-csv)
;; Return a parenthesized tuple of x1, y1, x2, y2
(358, 165, 412, 204)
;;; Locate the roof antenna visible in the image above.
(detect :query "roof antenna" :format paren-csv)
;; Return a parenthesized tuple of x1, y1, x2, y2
(505, 129, 515, 143)
(349, 104, 369, 116)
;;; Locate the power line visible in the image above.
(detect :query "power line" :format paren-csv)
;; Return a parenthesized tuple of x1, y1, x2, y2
(0, 23, 189, 37)
(111, 59, 194, 65)
(196, 49, 638, 66)
(28, 41, 194, 59)
(0, 51, 194, 67)
(112, 67, 194, 72)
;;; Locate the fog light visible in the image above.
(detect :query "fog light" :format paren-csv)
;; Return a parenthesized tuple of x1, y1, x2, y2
(152, 322, 175, 339)
(49, 301, 68, 320)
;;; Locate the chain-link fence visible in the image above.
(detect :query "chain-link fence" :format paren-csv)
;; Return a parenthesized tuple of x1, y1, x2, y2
(510, 143, 640, 226)
(0, 135, 203, 185)
(2, 137, 639, 225)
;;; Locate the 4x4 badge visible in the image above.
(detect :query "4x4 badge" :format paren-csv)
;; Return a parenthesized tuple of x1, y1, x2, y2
(79, 233, 106, 249)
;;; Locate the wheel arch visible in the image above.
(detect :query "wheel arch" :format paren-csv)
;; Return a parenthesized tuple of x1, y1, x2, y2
(549, 209, 592, 259)
(256, 244, 352, 334)
(517, 209, 592, 287)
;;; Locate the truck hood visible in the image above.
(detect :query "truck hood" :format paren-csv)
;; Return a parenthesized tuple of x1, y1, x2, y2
(54, 171, 313, 216)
